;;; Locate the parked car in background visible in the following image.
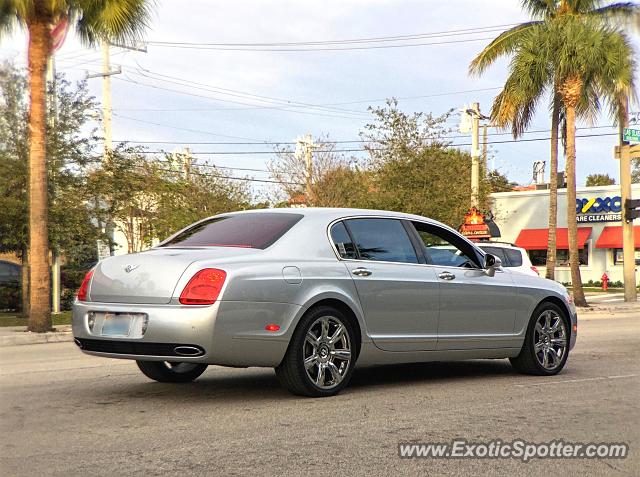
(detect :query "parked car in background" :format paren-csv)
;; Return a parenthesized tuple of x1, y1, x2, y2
(73, 208, 576, 397)
(477, 242, 539, 277)
(0, 260, 21, 311)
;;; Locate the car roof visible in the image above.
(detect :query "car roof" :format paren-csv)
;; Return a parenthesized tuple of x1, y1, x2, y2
(223, 207, 444, 224)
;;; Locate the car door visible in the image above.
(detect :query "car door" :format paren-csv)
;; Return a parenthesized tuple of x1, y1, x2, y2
(409, 221, 518, 350)
(330, 218, 439, 351)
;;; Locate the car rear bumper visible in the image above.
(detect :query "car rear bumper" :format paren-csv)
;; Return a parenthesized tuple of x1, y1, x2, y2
(72, 300, 301, 367)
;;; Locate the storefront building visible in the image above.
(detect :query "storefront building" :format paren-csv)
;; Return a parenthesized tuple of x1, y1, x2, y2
(490, 184, 640, 285)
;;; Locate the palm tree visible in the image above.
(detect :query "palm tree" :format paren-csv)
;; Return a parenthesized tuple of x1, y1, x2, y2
(470, 0, 638, 301)
(0, 1, 154, 332)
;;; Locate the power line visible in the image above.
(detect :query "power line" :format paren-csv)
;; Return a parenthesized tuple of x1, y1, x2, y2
(127, 131, 618, 156)
(145, 35, 497, 52)
(132, 65, 369, 117)
(115, 126, 618, 148)
(112, 87, 505, 112)
(146, 23, 516, 51)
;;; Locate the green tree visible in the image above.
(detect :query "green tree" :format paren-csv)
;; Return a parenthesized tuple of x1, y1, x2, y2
(268, 138, 369, 207)
(361, 100, 488, 227)
(487, 170, 517, 193)
(469, 1, 638, 306)
(586, 173, 616, 186)
(88, 147, 253, 253)
(0, 62, 102, 314)
(0, 0, 155, 331)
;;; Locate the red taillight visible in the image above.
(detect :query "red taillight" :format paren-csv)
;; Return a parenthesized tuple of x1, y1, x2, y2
(531, 266, 539, 276)
(77, 269, 94, 302)
(179, 268, 227, 305)
(265, 324, 280, 332)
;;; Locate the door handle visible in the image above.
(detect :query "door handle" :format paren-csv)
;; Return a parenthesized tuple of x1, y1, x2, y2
(352, 267, 372, 277)
(438, 271, 456, 281)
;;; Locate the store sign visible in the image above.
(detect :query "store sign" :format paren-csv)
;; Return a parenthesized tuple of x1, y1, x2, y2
(576, 196, 622, 222)
(459, 207, 491, 239)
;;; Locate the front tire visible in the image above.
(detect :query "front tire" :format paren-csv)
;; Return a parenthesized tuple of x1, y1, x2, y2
(276, 306, 357, 397)
(137, 361, 208, 383)
(510, 302, 570, 376)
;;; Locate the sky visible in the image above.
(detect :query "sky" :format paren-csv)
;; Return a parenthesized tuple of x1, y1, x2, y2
(1, 0, 638, 199)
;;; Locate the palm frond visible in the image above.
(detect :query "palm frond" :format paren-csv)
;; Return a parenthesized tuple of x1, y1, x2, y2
(0, 0, 31, 37)
(521, 0, 558, 18)
(73, 0, 156, 46)
(588, 2, 640, 31)
(468, 21, 542, 76)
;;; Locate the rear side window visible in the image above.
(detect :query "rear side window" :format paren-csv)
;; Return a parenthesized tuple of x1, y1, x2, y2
(330, 222, 358, 259)
(345, 218, 419, 264)
(504, 248, 523, 267)
(161, 213, 303, 249)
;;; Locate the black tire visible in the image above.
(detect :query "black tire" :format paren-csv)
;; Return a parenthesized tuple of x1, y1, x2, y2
(136, 361, 208, 383)
(275, 305, 358, 397)
(510, 301, 570, 376)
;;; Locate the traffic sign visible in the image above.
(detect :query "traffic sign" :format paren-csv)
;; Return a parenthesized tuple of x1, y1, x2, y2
(623, 128, 640, 143)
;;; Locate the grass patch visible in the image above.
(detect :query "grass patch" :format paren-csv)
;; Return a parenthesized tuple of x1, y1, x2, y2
(0, 311, 72, 327)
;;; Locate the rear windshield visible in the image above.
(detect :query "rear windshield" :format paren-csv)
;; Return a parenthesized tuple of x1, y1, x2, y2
(160, 213, 303, 249)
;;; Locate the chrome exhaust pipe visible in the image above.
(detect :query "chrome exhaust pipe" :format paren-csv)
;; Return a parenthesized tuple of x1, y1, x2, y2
(74, 338, 83, 348)
(173, 345, 203, 357)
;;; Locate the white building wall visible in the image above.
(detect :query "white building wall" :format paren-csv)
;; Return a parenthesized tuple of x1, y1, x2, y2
(490, 184, 640, 285)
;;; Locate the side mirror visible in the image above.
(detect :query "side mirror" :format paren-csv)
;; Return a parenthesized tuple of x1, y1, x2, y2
(483, 253, 502, 277)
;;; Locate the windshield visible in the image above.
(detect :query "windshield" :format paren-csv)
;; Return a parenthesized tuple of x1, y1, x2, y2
(160, 213, 303, 249)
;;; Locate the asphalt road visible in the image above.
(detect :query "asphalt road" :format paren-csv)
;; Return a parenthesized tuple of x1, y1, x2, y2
(1, 313, 638, 476)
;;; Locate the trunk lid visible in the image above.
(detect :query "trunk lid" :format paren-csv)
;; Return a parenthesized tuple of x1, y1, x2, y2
(89, 247, 259, 304)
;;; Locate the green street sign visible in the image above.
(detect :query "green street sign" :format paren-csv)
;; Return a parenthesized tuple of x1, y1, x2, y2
(623, 128, 640, 143)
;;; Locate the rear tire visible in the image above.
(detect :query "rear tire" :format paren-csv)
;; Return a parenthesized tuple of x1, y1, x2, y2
(276, 306, 357, 397)
(136, 361, 208, 383)
(510, 302, 570, 376)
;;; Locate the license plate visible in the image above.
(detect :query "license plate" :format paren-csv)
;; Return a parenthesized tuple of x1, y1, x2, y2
(101, 313, 133, 337)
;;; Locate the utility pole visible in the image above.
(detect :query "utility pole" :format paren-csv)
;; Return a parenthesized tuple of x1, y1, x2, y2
(619, 98, 637, 302)
(470, 102, 481, 207)
(296, 134, 316, 206)
(482, 124, 488, 172)
(102, 41, 113, 154)
(47, 56, 61, 315)
(87, 41, 123, 155)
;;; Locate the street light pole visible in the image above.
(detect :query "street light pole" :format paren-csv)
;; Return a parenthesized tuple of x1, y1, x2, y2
(619, 98, 637, 302)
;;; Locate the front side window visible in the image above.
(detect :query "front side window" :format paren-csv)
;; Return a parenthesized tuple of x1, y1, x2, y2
(161, 213, 303, 249)
(344, 218, 419, 264)
(412, 222, 480, 268)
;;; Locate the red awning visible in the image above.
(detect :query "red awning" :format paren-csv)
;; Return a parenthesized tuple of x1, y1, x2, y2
(595, 226, 640, 249)
(515, 228, 592, 250)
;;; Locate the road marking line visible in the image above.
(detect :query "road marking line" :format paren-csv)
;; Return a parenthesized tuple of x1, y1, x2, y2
(515, 374, 639, 387)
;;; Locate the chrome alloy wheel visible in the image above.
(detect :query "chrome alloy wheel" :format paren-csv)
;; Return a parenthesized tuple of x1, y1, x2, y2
(533, 310, 567, 371)
(303, 316, 352, 390)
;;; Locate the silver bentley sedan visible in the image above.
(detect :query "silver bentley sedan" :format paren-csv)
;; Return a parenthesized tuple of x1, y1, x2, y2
(72, 208, 577, 397)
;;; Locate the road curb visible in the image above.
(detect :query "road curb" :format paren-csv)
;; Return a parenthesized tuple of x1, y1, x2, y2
(0, 326, 73, 347)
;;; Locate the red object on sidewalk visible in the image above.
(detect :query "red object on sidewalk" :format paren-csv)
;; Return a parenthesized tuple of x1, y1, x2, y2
(601, 273, 609, 291)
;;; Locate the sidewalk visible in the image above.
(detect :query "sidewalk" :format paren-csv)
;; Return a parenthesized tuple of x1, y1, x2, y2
(0, 325, 72, 347)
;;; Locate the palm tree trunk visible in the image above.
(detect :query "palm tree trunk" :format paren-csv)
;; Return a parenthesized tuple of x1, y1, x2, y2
(27, 17, 52, 332)
(564, 101, 587, 307)
(545, 98, 560, 280)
